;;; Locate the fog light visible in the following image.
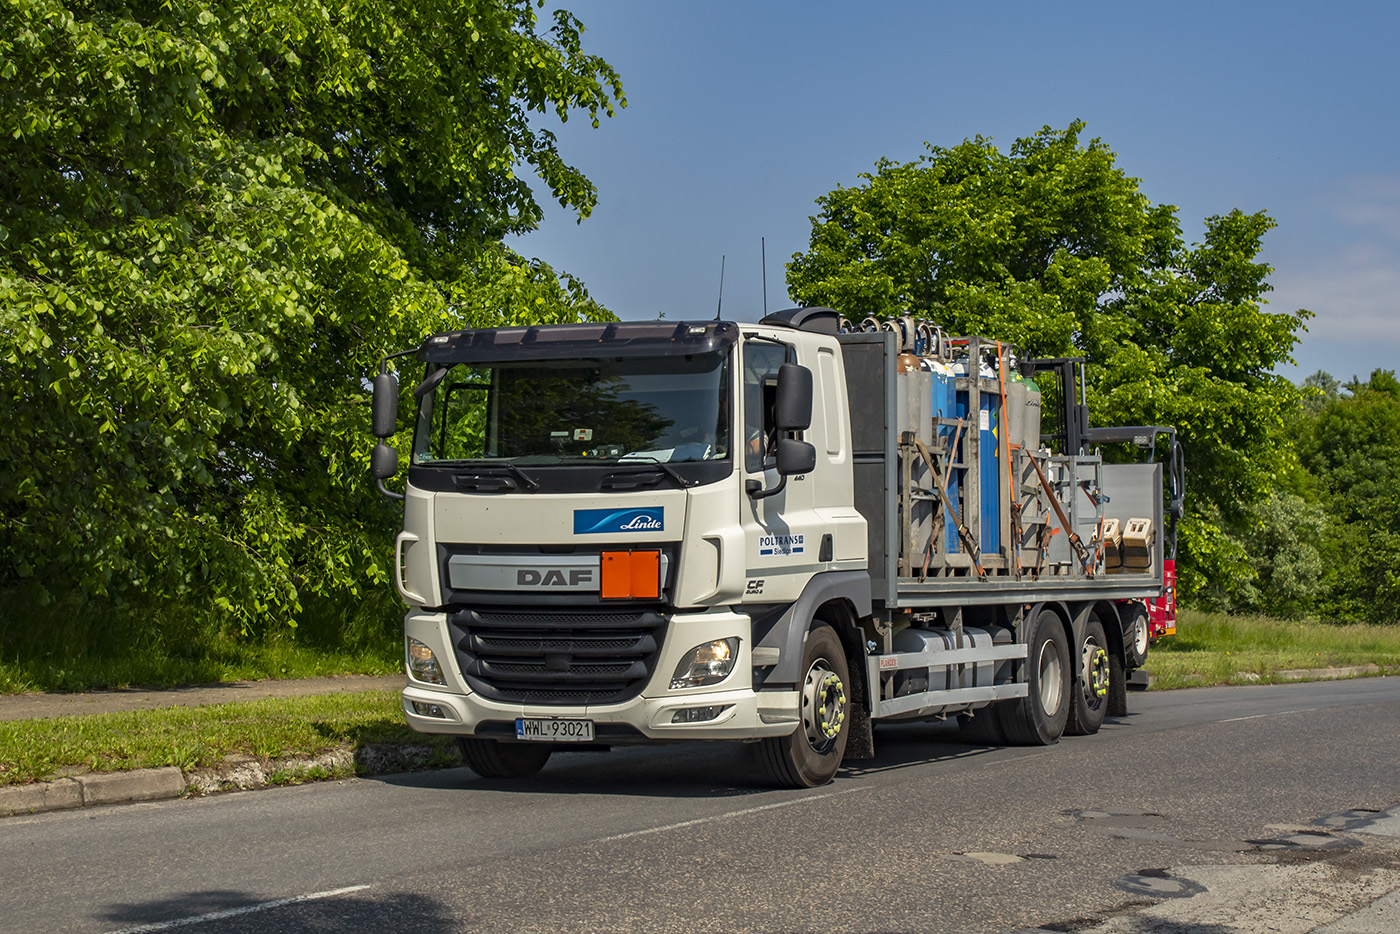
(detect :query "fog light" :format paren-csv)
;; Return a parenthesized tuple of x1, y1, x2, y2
(412, 701, 448, 718)
(406, 637, 445, 685)
(671, 705, 730, 724)
(670, 638, 739, 689)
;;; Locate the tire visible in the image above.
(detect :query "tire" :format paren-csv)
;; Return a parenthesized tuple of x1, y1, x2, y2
(996, 610, 1071, 745)
(958, 708, 1007, 745)
(1065, 617, 1110, 736)
(458, 737, 552, 779)
(759, 625, 850, 787)
(1124, 603, 1150, 668)
(1106, 650, 1128, 717)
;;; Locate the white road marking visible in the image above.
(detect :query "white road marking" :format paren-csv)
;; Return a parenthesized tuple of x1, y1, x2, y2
(1219, 707, 1317, 723)
(101, 885, 372, 933)
(591, 786, 876, 844)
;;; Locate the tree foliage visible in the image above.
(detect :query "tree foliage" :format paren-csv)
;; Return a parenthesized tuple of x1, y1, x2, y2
(0, 0, 622, 650)
(787, 122, 1311, 604)
(1298, 370, 1400, 623)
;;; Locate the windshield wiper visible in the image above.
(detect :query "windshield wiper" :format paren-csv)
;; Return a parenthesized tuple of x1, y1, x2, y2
(605, 457, 695, 489)
(499, 461, 540, 490)
(430, 459, 539, 490)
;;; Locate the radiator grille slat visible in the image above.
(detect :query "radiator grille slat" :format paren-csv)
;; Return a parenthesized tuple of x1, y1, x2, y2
(448, 608, 667, 706)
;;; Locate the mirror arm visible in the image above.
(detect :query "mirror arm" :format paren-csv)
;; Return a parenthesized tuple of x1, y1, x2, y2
(376, 478, 405, 502)
(746, 475, 788, 500)
(378, 348, 417, 376)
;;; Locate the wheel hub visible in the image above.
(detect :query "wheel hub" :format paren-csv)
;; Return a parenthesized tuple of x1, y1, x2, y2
(802, 664, 846, 749)
(1084, 644, 1110, 699)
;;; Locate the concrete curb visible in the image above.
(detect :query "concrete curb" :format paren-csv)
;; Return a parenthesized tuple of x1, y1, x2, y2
(0, 766, 184, 817)
(1, 744, 458, 819)
(1278, 663, 1385, 680)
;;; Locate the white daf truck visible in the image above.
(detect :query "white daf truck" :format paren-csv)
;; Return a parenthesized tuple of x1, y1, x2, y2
(369, 306, 1183, 787)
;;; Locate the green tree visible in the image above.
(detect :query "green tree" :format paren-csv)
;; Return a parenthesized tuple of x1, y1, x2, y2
(1301, 370, 1400, 623)
(1235, 491, 1326, 618)
(0, 0, 622, 656)
(787, 122, 1310, 605)
(1302, 370, 1342, 417)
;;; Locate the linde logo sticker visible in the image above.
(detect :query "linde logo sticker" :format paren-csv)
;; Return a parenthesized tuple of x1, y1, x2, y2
(759, 533, 804, 556)
(573, 507, 664, 534)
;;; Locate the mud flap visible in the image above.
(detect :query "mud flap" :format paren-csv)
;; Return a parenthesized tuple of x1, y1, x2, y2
(843, 700, 875, 760)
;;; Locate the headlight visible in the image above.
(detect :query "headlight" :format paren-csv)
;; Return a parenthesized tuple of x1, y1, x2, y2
(406, 637, 445, 685)
(670, 638, 739, 689)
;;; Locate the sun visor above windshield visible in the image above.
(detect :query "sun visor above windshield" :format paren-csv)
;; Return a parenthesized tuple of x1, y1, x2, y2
(418, 320, 739, 364)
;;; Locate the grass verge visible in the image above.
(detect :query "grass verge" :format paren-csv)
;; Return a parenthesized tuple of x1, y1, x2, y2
(0, 642, 400, 695)
(0, 691, 457, 787)
(4, 610, 1398, 791)
(1150, 608, 1400, 688)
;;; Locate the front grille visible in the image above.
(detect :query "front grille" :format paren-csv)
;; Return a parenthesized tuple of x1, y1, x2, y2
(482, 636, 640, 652)
(476, 610, 646, 627)
(448, 607, 668, 706)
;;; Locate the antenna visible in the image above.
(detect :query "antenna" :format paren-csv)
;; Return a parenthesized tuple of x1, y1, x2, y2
(761, 237, 768, 317)
(715, 255, 726, 320)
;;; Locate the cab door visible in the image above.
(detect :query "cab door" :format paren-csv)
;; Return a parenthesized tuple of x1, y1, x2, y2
(737, 337, 827, 604)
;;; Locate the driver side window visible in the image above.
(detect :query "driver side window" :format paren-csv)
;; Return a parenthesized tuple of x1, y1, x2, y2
(743, 342, 789, 472)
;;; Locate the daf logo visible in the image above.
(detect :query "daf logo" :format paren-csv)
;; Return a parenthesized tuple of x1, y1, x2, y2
(517, 569, 594, 587)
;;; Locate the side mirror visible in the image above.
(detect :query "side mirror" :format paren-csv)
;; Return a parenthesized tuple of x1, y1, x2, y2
(747, 363, 817, 501)
(371, 442, 399, 481)
(372, 372, 399, 438)
(748, 435, 817, 501)
(774, 364, 812, 431)
(775, 438, 816, 476)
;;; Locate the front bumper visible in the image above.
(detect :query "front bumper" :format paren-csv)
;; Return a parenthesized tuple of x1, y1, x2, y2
(401, 606, 800, 741)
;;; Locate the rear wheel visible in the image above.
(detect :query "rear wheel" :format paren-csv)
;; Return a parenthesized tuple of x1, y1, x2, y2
(1124, 604, 1150, 668)
(760, 625, 850, 787)
(1066, 617, 1110, 736)
(1106, 650, 1128, 717)
(997, 610, 1070, 745)
(458, 738, 552, 779)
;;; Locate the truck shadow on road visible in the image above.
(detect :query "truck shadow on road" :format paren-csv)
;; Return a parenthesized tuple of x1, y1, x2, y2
(97, 888, 458, 933)
(840, 714, 1141, 779)
(363, 714, 1141, 796)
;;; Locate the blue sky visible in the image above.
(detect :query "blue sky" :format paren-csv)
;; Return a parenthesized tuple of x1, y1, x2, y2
(507, 1, 1399, 383)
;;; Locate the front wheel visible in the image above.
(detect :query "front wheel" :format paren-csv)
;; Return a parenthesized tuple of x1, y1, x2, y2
(759, 625, 850, 787)
(997, 610, 1071, 745)
(458, 737, 552, 779)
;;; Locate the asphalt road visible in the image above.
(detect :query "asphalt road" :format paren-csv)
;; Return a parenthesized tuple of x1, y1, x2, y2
(3, 678, 1399, 934)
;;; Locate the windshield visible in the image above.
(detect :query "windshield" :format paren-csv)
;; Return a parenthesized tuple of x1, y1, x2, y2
(413, 352, 731, 466)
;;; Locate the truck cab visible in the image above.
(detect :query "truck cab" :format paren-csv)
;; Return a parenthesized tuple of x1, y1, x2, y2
(375, 313, 869, 785)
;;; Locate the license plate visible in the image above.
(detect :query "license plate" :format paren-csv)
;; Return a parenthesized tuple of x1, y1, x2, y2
(515, 718, 594, 742)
